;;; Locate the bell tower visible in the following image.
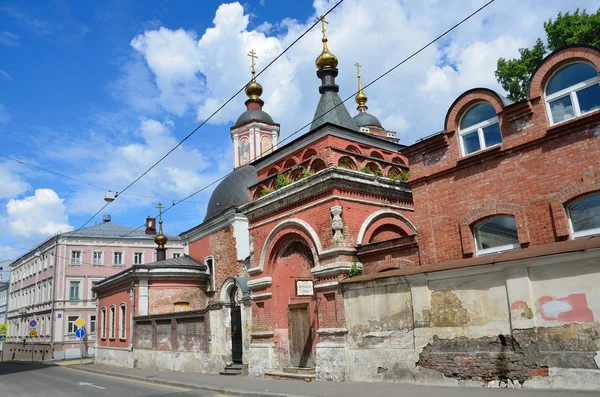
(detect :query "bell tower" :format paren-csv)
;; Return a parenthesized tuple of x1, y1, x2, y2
(230, 50, 280, 169)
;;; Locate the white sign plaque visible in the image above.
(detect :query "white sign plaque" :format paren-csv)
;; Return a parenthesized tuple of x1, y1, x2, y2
(296, 280, 314, 296)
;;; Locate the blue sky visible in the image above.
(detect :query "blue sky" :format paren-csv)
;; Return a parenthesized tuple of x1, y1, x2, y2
(0, 0, 595, 260)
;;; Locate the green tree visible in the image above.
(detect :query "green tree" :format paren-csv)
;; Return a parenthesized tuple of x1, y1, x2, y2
(495, 9, 600, 102)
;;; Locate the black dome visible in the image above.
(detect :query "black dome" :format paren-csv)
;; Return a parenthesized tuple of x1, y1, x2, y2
(204, 165, 257, 221)
(234, 109, 274, 127)
(353, 112, 383, 128)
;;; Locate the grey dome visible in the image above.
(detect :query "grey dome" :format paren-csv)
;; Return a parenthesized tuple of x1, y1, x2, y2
(204, 165, 257, 221)
(353, 112, 383, 128)
(235, 109, 274, 127)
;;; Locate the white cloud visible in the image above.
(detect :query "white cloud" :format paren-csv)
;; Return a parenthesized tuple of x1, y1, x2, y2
(130, 28, 204, 116)
(0, 104, 9, 123)
(5, 189, 73, 238)
(121, 0, 598, 144)
(0, 161, 29, 199)
(0, 31, 19, 46)
(67, 118, 211, 214)
(0, 69, 12, 80)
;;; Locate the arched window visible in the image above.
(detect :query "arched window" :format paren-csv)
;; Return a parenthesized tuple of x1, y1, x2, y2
(109, 305, 116, 339)
(473, 215, 519, 256)
(568, 193, 600, 238)
(545, 62, 600, 125)
(119, 304, 127, 340)
(101, 307, 107, 339)
(459, 102, 502, 156)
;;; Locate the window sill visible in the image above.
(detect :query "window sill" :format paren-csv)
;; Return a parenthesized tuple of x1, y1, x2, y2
(547, 108, 600, 135)
(112, 264, 125, 267)
(456, 145, 502, 166)
(91, 265, 104, 267)
(119, 337, 126, 341)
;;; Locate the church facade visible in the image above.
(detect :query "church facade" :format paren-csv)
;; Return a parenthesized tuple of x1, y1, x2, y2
(93, 21, 600, 390)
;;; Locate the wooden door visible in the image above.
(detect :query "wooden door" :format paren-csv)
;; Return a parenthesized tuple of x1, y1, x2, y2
(288, 305, 313, 368)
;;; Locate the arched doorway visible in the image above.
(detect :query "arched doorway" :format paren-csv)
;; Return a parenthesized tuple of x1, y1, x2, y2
(270, 237, 317, 368)
(230, 284, 243, 364)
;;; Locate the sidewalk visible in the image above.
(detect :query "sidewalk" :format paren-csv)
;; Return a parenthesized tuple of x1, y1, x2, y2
(66, 363, 599, 397)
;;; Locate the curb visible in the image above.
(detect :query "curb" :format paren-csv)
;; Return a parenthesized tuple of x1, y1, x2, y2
(67, 365, 306, 397)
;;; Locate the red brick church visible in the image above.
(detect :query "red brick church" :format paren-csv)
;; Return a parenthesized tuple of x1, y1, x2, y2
(94, 18, 600, 390)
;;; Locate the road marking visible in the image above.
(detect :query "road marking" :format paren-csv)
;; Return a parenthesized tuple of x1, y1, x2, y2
(79, 382, 106, 389)
(66, 367, 192, 391)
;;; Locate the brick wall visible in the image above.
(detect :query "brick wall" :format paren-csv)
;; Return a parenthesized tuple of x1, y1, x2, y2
(404, 46, 600, 266)
(134, 311, 209, 353)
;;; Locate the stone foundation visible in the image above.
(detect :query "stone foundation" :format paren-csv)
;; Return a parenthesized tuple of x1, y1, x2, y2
(248, 342, 277, 376)
(95, 346, 134, 368)
(132, 349, 227, 374)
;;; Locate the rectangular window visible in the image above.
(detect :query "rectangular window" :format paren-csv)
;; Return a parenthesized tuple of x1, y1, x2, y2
(172, 253, 181, 258)
(70, 250, 82, 265)
(110, 306, 116, 339)
(67, 315, 79, 334)
(113, 252, 123, 266)
(133, 252, 143, 265)
(92, 251, 103, 266)
(69, 281, 80, 301)
(101, 308, 106, 339)
(119, 304, 126, 339)
(90, 315, 96, 334)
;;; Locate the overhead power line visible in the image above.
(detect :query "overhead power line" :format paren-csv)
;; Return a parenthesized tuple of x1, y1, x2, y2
(7, 0, 496, 262)
(56, 0, 346, 241)
(0, 153, 206, 205)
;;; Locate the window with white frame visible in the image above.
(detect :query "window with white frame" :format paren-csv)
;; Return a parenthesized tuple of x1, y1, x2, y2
(90, 315, 96, 334)
(113, 252, 123, 266)
(67, 315, 79, 334)
(172, 253, 181, 258)
(133, 252, 143, 265)
(70, 250, 82, 265)
(473, 215, 520, 256)
(101, 307, 107, 339)
(119, 304, 126, 339)
(568, 192, 600, 238)
(458, 102, 502, 156)
(545, 62, 600, 125)
(92, 251, 103, 266)
(109, 305, 116, 339)
(69, 281, 80, 301)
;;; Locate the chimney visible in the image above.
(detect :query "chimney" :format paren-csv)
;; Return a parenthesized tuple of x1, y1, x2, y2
(103, 215, 111, 223)
(145, 217, 157, 235)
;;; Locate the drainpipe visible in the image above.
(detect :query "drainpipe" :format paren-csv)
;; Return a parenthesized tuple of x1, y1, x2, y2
(49, 235, 59, 359)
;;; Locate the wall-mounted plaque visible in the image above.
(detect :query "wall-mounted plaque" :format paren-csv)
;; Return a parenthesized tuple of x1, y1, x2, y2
(296, 280, 314, 296)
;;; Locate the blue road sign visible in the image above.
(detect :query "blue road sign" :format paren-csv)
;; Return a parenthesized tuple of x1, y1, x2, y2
(0, 335, 6, 341)
(75, 328, 86, 339)
(29, 320, 37, 328)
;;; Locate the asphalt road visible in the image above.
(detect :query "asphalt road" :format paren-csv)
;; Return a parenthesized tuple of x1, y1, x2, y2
(0, 363, 226, 397)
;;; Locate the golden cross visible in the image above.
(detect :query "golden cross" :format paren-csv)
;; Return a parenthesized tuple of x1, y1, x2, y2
(317, 15, 328, 38)
(354, 62, 361, 78)
(247, 50, 258, 74)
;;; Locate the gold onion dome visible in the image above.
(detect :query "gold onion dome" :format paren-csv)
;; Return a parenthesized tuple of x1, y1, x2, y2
(154, 232, 168, 247)
(355, 89, 367, 107)
(154, 217, 168, 248)
(354, 62, 368, 107)
(245, 78, 263, 101)
(315, 16, 338, 69)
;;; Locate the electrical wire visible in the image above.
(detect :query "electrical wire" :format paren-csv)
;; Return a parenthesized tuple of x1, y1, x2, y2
(7, 0, 495, 267)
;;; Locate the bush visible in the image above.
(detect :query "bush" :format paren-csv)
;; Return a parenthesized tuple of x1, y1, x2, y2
(389, 169, 410, 181)
(348, 259, 361, 278)
(259, 187, 274, 197)
(275, 174, 291, 189)
(361, 166, 383, 176)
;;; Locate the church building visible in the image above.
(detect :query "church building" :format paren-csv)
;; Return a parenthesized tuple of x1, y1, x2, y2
(93, 16, 600, 390)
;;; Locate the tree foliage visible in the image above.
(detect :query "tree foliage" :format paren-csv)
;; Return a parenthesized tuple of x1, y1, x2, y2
(495, 9, 600, 102)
